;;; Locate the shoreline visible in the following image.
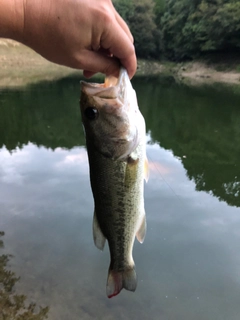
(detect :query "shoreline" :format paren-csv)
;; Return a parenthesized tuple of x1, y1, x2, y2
(0, 39, 240, 88)
(136, 60, 240, 86)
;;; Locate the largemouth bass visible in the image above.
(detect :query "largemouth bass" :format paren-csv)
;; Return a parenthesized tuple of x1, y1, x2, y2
(80, 68, 148, 298)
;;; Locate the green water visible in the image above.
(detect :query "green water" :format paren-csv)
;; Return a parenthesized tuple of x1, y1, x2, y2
(0, 76, 240, 320)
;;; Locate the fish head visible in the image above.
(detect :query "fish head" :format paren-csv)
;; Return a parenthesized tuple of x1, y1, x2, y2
(80, 68, 144, 160)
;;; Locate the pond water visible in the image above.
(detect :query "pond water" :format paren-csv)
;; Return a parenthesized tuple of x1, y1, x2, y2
(0, 75, 240, 320)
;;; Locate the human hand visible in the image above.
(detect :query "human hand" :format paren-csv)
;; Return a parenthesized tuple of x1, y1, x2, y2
(13, 0, 136, 78)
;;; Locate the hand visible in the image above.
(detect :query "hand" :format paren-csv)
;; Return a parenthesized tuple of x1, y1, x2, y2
(0, 0, 137, 78)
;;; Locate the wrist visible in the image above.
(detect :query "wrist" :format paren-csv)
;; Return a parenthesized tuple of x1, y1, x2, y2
(0, 0, 25, 41)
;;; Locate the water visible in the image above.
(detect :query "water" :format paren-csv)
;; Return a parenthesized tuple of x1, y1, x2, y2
(0, 76, 240, 320)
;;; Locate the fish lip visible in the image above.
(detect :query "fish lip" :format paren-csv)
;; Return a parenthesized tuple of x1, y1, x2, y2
(80, 68, 127, 102)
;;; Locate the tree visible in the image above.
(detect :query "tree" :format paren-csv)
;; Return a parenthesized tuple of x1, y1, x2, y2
(112, 0, 134, 23)
(159, 0, 240, 60)
(113, 0, 159, 58)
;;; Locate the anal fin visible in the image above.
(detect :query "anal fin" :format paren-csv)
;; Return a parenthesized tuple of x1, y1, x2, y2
(136, 213, 146, 243)
(93, 210, 106, 250)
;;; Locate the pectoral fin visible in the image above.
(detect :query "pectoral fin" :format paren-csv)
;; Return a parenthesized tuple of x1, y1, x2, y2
(93, 210, 106, 250)
(136, 213, 147, 243)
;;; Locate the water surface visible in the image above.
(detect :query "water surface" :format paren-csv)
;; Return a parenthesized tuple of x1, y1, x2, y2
(0, 76, 240, 320)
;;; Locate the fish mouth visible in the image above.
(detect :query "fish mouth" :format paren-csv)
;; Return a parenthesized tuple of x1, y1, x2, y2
(81, 68, 128, 103)
(80, 68, 142, 161)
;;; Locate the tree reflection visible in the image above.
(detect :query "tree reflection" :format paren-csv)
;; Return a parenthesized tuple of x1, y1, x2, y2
(0, 76, 239, 207)
(0, 76, 86, 151)
(136, 77, 240, 207)
(0, 232, 49, 319)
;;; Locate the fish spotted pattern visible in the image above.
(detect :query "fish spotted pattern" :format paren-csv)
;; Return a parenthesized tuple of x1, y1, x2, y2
(80, 68, 148, 298)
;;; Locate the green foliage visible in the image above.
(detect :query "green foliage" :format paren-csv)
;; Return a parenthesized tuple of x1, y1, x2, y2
(113, 0, 240, 60)
(113, 0, 159, 58)
(130, 0, 159, 58)
(160, 0, 240, 60)
(113, 0, 134, 22)
(154, 0, 166, 19)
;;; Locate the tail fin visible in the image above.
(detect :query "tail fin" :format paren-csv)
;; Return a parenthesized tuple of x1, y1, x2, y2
(106, 267, 137, 298)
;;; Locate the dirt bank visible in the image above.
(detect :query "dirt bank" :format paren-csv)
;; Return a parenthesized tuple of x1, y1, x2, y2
(176, 61, 240, 85)
(0, 39, 81, 88)
(0, 39, 240, 88)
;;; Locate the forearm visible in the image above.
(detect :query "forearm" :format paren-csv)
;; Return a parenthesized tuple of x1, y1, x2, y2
(0, 0, 24, 40)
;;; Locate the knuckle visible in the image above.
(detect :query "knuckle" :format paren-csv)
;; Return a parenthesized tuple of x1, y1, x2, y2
(94, 3, 114, 28)
(100, 10, 113, 27)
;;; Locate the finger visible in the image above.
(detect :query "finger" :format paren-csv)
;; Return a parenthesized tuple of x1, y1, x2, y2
(118, 50, 137, 79)
(98, 47, 113, 56)
(114, 11, 134, 43)
(101, 24, 137, 79)
(83, 48, 115, 78)
(83, 70, 97, 78)
(75, 49, 121, 77)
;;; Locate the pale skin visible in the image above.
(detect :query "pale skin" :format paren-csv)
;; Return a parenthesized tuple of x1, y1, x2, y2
(0, 0, 137, 78)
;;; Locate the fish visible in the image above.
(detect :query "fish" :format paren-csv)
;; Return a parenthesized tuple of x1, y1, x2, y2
(80, 68, 148, 298)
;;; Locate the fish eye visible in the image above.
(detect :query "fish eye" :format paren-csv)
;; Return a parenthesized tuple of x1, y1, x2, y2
(84, 107, 99, 120)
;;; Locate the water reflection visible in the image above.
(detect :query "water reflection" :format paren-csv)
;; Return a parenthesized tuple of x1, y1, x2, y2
(0, 232, 49, 319)
(136, 77, 240, 207)
(1, 77, 240, 319)
(0, 78, 85, 151)
(0, 76, 239, 206)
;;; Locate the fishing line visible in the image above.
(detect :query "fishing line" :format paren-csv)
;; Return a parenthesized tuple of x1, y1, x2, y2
(147, 151, 183, 202)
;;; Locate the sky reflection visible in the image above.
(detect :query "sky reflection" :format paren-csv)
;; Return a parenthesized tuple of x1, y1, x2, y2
(1, 137, 240, 320)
